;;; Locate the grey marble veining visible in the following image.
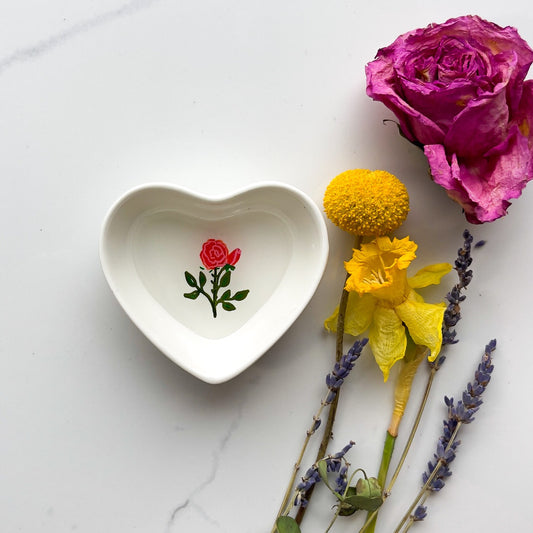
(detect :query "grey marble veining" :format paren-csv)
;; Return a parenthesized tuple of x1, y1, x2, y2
(0, 0, 162, 74)
(166, 403, 243, 532)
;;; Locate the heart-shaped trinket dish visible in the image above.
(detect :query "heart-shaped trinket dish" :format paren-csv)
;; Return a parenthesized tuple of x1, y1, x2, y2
(100, 182, 329, 383)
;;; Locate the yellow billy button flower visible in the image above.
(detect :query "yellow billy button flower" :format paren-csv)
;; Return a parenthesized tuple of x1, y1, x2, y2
(323, 169, 409, 236)
(325, 236, 452, 381)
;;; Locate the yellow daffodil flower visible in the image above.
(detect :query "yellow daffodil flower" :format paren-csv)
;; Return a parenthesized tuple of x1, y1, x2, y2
(325, 236, 451, 381)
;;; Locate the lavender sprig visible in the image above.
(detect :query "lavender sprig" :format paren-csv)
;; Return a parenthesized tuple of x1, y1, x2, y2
(438, 229, 474, 355)
(325, 339, 368, 405)
(394, 340, 496, 532)
(422, 339, 495, 492)
(273, 340, 367, 528)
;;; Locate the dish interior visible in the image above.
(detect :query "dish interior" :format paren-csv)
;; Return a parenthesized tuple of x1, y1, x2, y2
(131, 207, 291, 339)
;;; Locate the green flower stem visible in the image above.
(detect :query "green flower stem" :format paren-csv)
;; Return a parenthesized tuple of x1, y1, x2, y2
(194, 284, 216, 317)
(359, 347, 433, 533)
(359, 361, 438, 533)
(210, 267, 220, 317)
(360, 432, 396, 533)
(377, 432, 396, 490)
(393, 422, 462, 533)
(325, 505, 343, 533)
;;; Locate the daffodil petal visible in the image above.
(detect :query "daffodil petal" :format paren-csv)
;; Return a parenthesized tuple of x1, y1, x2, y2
(395, 295, 446, 362)
(408, 263, 453, 289)
(324, 293, 376, 336)
(368, 306, 407, 381)
(345, 293, 376, 335)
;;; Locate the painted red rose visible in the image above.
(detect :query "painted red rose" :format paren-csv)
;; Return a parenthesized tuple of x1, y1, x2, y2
(226, 248, 241, 266)
(200, 239, 229, 269)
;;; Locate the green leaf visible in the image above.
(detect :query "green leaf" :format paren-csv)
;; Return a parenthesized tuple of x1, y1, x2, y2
(222, 301, 236, 311)
(338, 486, 358, 516)
(317, 459, 329, 483)
(199, 271, 207, 288)
(220, 289, 231, 301)
(184, 271, 197, 287)
(232, 289, 249, 301)
(219, 270, 231, 287)
(183, 291, 200, 300)
(275, 516, 301, 533)
(343, 477, 383, 512)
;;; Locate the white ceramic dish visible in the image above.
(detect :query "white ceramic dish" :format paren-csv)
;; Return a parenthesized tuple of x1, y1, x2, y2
(99, 182, 329, 383)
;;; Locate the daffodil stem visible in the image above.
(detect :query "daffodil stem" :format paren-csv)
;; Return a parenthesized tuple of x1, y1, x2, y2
(378, 432, 396, 488)
(295, 236, 361, 526)
(360, 432, 396, 533)
(359, 347, 429, 533)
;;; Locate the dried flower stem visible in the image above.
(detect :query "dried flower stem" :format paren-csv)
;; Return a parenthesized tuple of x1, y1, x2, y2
(273, 400, 329, 526)
(295, 236, 361, 525)
(393, 422, 462, 533)
(401, 493, 429, 533)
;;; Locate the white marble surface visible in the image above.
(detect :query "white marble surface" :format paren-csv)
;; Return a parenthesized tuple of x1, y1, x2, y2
(1, 1, 532, 531)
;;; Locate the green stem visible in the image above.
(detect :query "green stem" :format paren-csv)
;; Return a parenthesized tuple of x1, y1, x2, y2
(360, 432, 396, 533)
(360, 353, 435, 533)
(210, 267, 219, 317)
(195, 283, 216, 317)
(378, 432, 396, 487)
(324, 505, 342, 533)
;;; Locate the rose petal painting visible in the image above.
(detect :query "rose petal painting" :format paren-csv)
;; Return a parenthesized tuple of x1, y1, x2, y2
(184, 238, 249, 318)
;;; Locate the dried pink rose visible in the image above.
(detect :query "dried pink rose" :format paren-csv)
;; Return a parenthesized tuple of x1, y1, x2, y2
(366, 15, 533, 223)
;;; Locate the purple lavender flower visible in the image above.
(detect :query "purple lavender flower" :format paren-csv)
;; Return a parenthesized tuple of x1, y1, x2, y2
(325, 441, 355, 472)
(435, 230, 474, 365)
(422, 340, 496, 496)
(412, 505, 427, 521)
(325, 339, 368, 404)
(306, 339, 367, 438)
(335, 465, 349, 494)
(294, 466, 321, 508)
